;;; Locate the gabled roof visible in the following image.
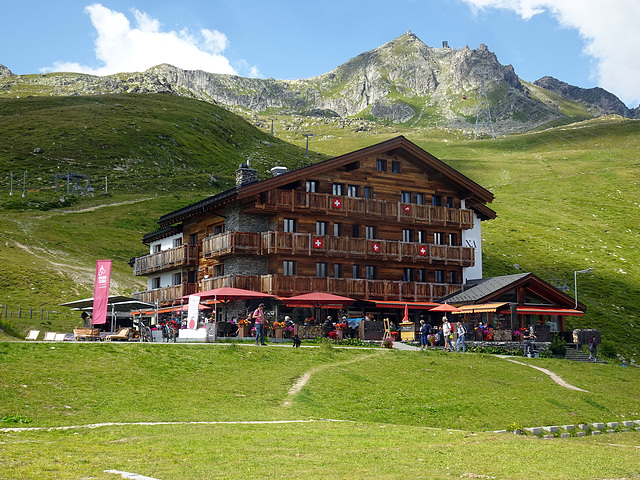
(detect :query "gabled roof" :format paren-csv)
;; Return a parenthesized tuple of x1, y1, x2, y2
(439, 272, 585, 311)
(237, 136, 495, 206)
(158, 136, 495, 227)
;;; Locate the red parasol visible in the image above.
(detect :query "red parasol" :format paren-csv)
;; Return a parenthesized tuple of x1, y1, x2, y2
(429, 303, 462, 313)
(281, 292, 355, 308)
(401, 304, 410, 323)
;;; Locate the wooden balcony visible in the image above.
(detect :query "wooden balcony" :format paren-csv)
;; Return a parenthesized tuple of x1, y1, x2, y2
(249, 191, 474, 228)
(132, 283, 199, 305)
(202, 231, 261, 258)
(201, 274, 461, 302)
(133, 245, 199, 276)
(202, 231, 474, 266)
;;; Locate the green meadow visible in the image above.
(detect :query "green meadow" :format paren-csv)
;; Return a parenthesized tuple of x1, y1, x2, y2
(1, 342, 639, 479)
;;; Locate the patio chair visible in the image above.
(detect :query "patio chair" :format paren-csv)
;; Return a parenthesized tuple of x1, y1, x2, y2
(105, 327, 131, 342)
(43, 332, 56, 341)
(25, 330, 40, 341)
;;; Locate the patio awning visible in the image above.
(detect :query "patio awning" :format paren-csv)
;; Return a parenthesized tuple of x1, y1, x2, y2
(450, 302, 508, 314)
(373, 300, 440, 310)
(499, 305, 584, 316)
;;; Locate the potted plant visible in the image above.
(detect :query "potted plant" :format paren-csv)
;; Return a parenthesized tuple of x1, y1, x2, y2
(427, 333, 437, 347)
(334, 322, 347, 340)
(273, 321, 286, 338)
(237, 318, 251, 337)
(382, 337, 393, 348)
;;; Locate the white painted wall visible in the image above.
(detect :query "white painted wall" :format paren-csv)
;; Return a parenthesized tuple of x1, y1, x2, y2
(147, 234, 184, 290)
(148, 234, 183, 254)
(461, 201, 483, 282)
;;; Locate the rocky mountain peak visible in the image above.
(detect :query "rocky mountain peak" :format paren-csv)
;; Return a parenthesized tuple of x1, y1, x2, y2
(0, 63, 14, 79)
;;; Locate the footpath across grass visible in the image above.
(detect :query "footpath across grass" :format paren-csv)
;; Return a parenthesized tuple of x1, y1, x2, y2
(1, 342, 639, 479)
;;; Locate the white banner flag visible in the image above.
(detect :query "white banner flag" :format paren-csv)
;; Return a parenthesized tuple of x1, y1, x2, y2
(186, 295, 200, 330)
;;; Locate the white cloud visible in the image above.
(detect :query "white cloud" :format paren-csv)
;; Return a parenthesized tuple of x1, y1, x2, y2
(43, 3, 250, 77)
(461, 0, 640, 107)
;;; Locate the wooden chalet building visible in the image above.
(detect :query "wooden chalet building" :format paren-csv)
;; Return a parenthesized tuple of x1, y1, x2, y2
(131, 136, 496, 306)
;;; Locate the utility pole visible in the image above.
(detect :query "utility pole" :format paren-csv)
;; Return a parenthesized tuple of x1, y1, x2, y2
(302, 133, 314, 158)
(474, 71, 495, 140)
(22, 170, 27, 198)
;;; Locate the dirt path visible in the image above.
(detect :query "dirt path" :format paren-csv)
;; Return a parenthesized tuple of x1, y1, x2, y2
(501, 357, 590, 392)
(283, 352, 382, 406)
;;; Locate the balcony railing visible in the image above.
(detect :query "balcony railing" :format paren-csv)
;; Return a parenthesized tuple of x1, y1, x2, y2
(201, 274, 461, 302)
(202, 231, 261, 258)
(202, 231, 474, 266)
(133, 245, 199, 276)
(132, 283, 198, 304)
(250, 191, 474, 228)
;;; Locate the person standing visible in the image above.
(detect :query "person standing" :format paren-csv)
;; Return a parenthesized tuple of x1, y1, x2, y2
(253, 303, 267, 346)
(442, 317, 453, 352)
(455, 322, 467, 353)
(419, 320, 429, 350)
(588, 335, 598, 362)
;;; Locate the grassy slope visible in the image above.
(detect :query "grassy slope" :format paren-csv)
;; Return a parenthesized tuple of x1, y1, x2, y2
(0, 343, 638, 479)
(0, 94, 638, 361)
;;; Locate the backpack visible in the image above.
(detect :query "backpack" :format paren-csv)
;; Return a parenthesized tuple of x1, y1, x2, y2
(459, 325, 466, 336)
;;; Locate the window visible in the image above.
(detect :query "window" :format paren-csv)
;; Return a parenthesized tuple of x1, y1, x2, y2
(284, 218, 296, 233)
(402, 229, 413, 243)
(347, 185, 359, 197)
(152, 277, 161, 289)
(334, 263, 343, 278)
(416, 193, 424, 205)
(448, 271, 457, 284)
(434, 270, 445, 283)
(173, 272, 182, 285)
(352, 224, 360, 238)
(332, 183, 344, 195)
(316, 262, 328, 277)
(316, 221, 328, 236)
(189, 233, 198, 246)
(432, 195, 442, 206)
(352, 265, 361, 279)
(333, 222, 342, 236)
(448, 233, 457, 246)
(365, 226, 376, 239)
(417, 230, 427, 243)
(401, 191, 411, 203)
(153, 244, 161, 254)
(283, 261, 296, 276)
(365, 265, 377, 280)
(392, 161, 401, 173)
(173, 237, 183, 248)
(214, 264, 224, 277)
(376, 159, 387, 171)
(403, 268, 414, 282)
(208, 224, 224, 236)
(447, 197, 455, 208)
(187, 270, 197, 283)
(418, 268, 428, 283)
(364, 186, 373, 199)
(434, 232, 445, 245)
(306, 180, 319, 193)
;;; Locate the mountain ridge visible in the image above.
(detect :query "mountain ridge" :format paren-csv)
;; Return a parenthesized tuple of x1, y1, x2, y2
(0, 33, 637, 134)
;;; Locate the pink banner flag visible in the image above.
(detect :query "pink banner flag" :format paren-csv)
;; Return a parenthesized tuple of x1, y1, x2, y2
(92, 260, 112, 325)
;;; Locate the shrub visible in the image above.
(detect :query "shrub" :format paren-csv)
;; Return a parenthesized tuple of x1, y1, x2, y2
(549, 333, 567, 357)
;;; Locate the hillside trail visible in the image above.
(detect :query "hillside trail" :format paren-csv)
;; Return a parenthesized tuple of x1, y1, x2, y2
(500, 357, 590, 392)
(57, 196, 154, 214)
(282, 351, 383, 407)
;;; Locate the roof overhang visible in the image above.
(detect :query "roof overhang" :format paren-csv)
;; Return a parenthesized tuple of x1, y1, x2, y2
(371, 300, 440, 310)
(499, 305, 584, 316)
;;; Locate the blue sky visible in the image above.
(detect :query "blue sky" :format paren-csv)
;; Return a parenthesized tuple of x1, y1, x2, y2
(2, 1, 638, 107)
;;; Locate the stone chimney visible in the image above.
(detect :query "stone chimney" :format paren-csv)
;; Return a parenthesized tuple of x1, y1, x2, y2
(236, 163, 258, 187)
(270, 166, 287, 177)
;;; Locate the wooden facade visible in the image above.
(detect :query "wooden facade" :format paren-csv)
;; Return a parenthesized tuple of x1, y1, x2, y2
(132, 136, 496, 305)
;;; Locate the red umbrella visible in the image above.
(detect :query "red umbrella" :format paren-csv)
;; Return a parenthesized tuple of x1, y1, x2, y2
(429, 303, 462, 313)
(401, 304, 410, 323)
(281, 292, 355, 308)
(185, 287, 275, 323)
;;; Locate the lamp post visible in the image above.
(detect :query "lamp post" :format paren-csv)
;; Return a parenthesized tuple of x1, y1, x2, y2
(574, 268, 593, 309)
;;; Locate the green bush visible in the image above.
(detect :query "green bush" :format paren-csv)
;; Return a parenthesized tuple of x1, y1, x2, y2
(549, 334, 567, 357)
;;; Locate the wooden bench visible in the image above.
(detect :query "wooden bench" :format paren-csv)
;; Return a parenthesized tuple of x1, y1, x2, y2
(105, 327, 131, 342)
(74, 327, 101, 341)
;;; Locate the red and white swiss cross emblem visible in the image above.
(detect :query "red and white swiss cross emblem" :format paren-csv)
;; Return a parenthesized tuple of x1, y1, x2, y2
(403, 205, 411, 213)
(313, 238, 323, 248)
(372, 242, 380, 253)
(332, 198, 342, 208)
(419, 246, 427, 256)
